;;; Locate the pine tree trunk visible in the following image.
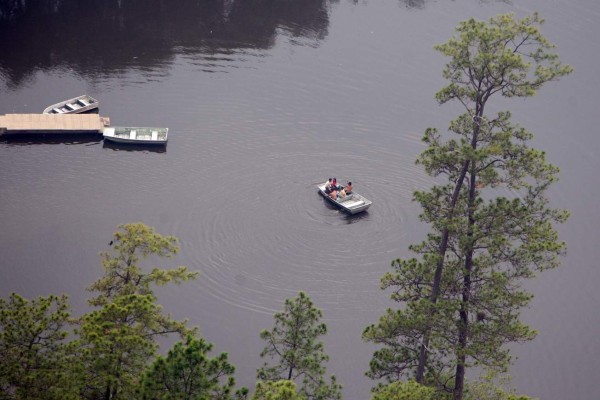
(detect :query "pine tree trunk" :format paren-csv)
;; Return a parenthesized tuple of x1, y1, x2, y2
(454, 256, 472, 400)
(416, 164, 467, 382)
(454, 166, 478, 400)
(416, 109, 483, 382)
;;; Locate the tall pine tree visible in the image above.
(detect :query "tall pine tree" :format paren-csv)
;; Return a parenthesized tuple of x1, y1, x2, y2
(79, 223, 198, 400)
(364, 13, 571, 400)
(258, 292, 341, 400)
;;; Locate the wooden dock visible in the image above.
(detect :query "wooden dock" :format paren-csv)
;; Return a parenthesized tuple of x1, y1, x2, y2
(0, 114, 110, 135)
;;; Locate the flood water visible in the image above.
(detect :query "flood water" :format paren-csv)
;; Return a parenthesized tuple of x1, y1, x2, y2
(1, 1, 599, 399)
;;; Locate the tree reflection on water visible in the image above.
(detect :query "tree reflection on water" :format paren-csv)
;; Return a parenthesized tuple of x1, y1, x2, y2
(0, 0, 331, 88)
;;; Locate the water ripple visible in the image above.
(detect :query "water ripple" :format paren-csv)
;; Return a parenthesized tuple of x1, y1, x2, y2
(173, 135, 430, 317)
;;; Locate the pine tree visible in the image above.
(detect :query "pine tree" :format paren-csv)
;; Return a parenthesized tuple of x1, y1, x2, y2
(88, 222, 197, 307)
(258, 292, 342, 400)
(364, 13, 571, 400)
(370, 381, 436, 400)
(0, 293, 81, 400)
(142, 335, 247, 400)
(252, 381, 304, 400)
(79, 223, 198, 400)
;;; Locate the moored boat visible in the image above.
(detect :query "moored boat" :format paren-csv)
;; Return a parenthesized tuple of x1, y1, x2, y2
(103, 126, 168, 145)
(42, 95, 99, 114)
(317, 182, 372, 214)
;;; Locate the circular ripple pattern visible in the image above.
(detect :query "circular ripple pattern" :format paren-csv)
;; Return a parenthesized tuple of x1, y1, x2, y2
(170, 129, 432, 320)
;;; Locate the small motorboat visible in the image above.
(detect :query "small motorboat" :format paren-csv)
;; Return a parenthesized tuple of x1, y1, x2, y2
(103, 126, 168, 145)
(317, 182, 372, 214)
(42, 95, 99, 114)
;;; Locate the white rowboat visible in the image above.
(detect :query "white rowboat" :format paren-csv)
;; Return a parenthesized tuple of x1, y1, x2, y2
(103, 126, 168, 145)
(42, 95, 99, 114)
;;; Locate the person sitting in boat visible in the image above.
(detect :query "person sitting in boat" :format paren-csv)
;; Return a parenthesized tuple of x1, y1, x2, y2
(324, 178, 333, 195)
(325, 178, 333, 190)
(344, 181, 353, 195)
(329, 188, 338, 200)
(332, 178, 339, 190)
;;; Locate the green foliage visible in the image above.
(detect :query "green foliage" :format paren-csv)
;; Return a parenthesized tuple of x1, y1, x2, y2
(464, 371, 535, 400)
(434, 12, 572, 105)
(79, 223, 198, 400)
(88, 222, 198, 307)
(0, 293, 80, 400)
(258, 292, 342, 400)
(252, 381, 304, 400)
(364, 12, 571, 400)
(142, 335, 247, 400)
(371, 381, 437, 400)
(79, 294, 164, 399)
(1, 223, 203, 400)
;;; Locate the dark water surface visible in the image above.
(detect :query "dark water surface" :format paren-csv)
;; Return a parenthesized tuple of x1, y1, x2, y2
(1, 1, 599, 399)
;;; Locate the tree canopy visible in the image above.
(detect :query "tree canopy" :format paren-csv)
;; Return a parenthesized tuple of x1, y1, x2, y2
(370, 381, 436, 400)
(251, 381, 304, 400)
(79, 222, 199, 400)
(363, 12, 571, 400)
(258, 292, 342, 400)
(88, 222, 198, 307)
(142, 335, 247, 400)
(0, 293, 80, 400)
